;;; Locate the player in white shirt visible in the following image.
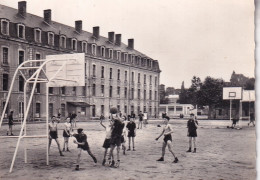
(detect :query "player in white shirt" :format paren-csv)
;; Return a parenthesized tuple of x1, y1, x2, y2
(155, 117, 178, 163)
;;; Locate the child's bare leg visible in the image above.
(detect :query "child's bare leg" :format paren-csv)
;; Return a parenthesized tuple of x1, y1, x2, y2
(161, 142, 167, 158)
(128, 137, 131, 149)
(167, 141, 176, 158)
(193, 137, 196, 149)
(104, 148, 108, 160)
(76, 148, 82, 165)
(87, 148, 97, 163)
(116, 146, 120, 161)
(189, 137, 192, 149)
(132, 137, 135, 149)
(49, 138, 52, 150)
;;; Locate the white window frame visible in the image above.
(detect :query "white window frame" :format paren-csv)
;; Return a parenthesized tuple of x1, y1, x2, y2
(71, 38, 77, 51)
(137, 56, 141, 65)
(18, 49, 25, 65)
(116, 51, 121, 60)
(91, 44, 96, 55)
(2, 46, 9, 65)
(101, 46, 105, 57)
(124, 53, 128, 62)
(17, 23, 25, 39)
(47, 32, 54, 46)
(108, 49, 113, 59)
(131, 55, 135, 63)
(34, 28, 42, 43)
(81, 41, 87, 53)
(59, 35, 66, 48)
(1, 19, 9, 35)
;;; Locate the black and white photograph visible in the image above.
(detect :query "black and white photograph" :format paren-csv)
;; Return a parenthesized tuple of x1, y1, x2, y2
(0, 0, 256, 179)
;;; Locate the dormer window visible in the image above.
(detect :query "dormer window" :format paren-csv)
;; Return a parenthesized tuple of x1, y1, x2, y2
(17, 24, 25, 39)
(48, 32, 54, 46)
(34, 28, 41, 43)
(60, 35, 66, 48)
(116, 51, 121, 60)
(82, 41, 87, 53)
(108, 49, 113, 59)
(101, 46, 105, 57)
(143, 58, 147, 66)
(91, 44, 96, 55)
(71, 38, 77, 51)
(124, 53, 128, 62)
(1, 19, 9, 35)
(136, 56, 141, 65)
(131, 55, 135, 63)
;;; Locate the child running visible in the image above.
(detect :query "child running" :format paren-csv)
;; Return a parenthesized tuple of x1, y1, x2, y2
(100, 119, 112, 165)
(73, 128, 97, 170)
(63, 117, 71, 152)
(155, 116, 178, 163)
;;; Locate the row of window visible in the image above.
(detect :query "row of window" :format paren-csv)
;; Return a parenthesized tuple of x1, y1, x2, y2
(91, 84, 158, 100)
(1, 47, 41, 65)
(2, 101, 156, 119)
(97, 105, 157, 117)
(93, 65, 158, 86)
(0, 19, 156, 68)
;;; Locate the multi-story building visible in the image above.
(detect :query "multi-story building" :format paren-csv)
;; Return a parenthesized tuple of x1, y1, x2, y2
(0, 1, 161, 120)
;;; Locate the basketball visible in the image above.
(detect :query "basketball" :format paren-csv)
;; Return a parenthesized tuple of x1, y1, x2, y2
(110, 107, 118, 114)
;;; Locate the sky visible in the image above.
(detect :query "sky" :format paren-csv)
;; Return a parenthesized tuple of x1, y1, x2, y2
(1, 0, 255, 89)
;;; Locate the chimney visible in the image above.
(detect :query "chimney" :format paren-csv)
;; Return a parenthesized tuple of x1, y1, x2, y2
(108, 32, 114, 43)
(128, 39, 134, 49)
(93, 26, 99, 39)
(75, 20, 82, 33)
(44, 9, 51, 24)
(115, 34, 121, 46)
(18, 1, 27, 17)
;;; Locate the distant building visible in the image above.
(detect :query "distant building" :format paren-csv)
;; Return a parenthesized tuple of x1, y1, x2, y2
(167, 94, 179, 104)
(159, 103, 193, 118)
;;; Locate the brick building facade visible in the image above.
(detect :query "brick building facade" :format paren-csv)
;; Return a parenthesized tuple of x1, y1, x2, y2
(0, 1, 161, 121)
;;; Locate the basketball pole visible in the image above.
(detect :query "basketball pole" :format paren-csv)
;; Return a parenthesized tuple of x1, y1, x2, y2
(230, 99, 232, 124)
(10, 71, 40, 173)
(46, 83, 49, 166)
(24, 81, 27, 163)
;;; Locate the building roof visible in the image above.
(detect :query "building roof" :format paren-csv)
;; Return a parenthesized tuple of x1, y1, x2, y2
(0, 4, 152, 59)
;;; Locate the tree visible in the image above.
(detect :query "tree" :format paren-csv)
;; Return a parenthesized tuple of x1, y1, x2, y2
(244, 78, 255, 90)
(178, 81, 189, 104)
(196, 76, 228, 118)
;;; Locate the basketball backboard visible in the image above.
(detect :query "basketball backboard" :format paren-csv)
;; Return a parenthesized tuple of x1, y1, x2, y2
(46, 53, 85, 87)
(242, 90, 255, 102)
(223, 87, 242, 100)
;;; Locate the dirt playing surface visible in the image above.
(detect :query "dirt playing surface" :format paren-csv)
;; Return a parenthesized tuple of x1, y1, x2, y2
(0, 119, 256, 180)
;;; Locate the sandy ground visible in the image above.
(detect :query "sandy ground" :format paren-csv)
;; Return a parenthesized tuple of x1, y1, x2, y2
(0, 119, 256, 180)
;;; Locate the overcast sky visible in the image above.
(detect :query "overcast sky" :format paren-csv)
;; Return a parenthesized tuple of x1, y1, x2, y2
(1, 0, 255, 89)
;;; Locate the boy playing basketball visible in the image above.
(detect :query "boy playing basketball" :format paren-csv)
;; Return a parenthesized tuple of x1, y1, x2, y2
(73, 128, 97, 170)
(100, 119, 112, 165)
(155, 116, 178, 163)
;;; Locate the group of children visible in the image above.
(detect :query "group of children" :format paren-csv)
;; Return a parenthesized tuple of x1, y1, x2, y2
(48, 109, 199, 170)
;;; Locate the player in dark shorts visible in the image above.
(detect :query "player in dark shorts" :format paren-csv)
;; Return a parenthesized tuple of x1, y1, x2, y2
(7, 111, 14, 136)
(108, 114, 125, 167)
(155, 116, 178, 163)
(100, 119, 112, 165)
(48, 116, 64, 156)
(186, 114, 198, 153)
(126, 117, 136, 151)
(73, 128, 97, 170)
